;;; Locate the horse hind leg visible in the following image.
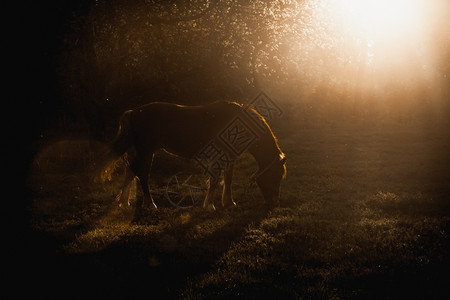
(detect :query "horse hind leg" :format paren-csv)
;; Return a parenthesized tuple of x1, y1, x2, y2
(222, 163, 236, 207)
(203, 176, 220, 211)
(117, 167, 136, 207)
(130, 153, 156, 222)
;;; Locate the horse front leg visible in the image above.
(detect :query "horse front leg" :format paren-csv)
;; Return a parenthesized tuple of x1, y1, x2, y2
(222, 163, 236, 207)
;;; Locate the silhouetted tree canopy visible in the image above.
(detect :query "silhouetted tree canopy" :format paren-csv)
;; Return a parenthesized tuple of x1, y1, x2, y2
(56, 0, 449, 140)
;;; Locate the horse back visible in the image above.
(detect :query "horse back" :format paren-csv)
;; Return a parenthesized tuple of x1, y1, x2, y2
(131, 101, 243, 157)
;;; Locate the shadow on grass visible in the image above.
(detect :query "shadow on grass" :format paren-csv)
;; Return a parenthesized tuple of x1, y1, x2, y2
(25, 138, 276, 297)
(25, 129, 450, 298)
(25, 194, 274, 298)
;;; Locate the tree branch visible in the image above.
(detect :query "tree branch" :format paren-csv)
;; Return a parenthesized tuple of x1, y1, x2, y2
(150, 0, 216, 25)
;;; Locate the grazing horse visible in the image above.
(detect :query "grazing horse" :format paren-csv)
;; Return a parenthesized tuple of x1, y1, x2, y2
(103, 101, 286, 221)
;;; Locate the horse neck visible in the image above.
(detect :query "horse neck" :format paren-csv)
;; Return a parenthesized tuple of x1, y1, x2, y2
(248, 131, 280, 169)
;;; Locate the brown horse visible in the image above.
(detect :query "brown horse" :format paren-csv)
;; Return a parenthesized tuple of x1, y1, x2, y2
(103, 101, 286, 221)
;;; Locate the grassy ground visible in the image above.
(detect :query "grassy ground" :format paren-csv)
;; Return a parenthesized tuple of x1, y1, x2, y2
(25, 123, 450, 299)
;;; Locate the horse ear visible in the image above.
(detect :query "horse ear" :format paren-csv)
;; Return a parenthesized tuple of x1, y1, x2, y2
(279, 153, 286, 164)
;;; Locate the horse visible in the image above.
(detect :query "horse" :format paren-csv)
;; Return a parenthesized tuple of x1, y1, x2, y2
(102, 101, 286, 221)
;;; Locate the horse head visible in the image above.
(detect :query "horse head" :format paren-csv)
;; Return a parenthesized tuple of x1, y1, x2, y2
(256, 153, 287, 204)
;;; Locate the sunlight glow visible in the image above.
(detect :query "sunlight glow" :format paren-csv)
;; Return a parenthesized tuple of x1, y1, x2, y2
(302, 0, 449, 102)
(336, 0, 423, 41)
(330, 0, 432, 70)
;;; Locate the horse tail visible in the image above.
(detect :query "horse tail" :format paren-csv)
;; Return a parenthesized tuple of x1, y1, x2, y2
(110, 109, 134, 156)
(97, 110, 135, 182)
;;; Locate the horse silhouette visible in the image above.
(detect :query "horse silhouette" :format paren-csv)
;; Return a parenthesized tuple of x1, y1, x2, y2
(103, 101, 286, 221)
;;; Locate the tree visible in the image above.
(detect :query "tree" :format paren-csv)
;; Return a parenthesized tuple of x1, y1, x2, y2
(58, 0, 450, 138)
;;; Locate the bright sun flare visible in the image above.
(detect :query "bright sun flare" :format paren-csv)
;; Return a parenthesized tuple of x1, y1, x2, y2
(335, 0, 424, 40)
(326, 0, 445, 75)
(303, 0, 449, 99)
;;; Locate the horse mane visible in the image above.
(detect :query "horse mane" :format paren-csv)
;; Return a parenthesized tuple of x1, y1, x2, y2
(241, 104, 286, 179)
(242, 104, 284, 153)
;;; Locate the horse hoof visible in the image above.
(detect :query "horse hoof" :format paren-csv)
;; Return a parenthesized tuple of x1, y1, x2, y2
(143, 202, 158, 209)
(222, 201, 237, 208)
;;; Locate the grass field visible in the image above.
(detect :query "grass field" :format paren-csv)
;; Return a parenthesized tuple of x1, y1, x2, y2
(26, 123, 450, 299)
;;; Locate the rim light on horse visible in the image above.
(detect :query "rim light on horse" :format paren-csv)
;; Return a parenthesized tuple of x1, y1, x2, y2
(103, 101, 286, 221)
